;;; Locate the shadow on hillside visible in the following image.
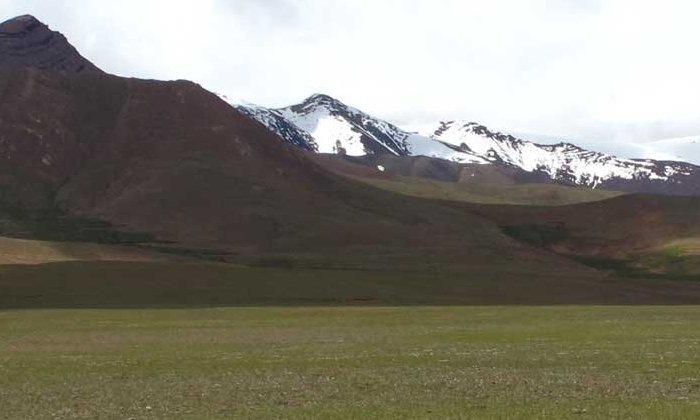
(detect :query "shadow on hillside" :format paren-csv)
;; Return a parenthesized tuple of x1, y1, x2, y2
(1, 260, 700, 309)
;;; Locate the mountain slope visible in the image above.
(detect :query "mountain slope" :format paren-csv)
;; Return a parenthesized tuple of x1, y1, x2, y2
(466, 194, 700, 278)
(312, 154, 623, 206)
(226, 99, 318, 152)
(1, 68, 607, 275)
(316, 154, 622, 206)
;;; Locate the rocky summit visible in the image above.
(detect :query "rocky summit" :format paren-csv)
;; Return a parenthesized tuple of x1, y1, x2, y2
(0, 14, 102, 74)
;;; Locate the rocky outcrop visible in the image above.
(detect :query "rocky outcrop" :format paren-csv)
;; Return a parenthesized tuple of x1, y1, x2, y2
(0, 15, 102, 74)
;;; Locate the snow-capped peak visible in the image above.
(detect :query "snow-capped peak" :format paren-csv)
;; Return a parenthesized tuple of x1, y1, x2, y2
(277, 94, 410, 156)
(295, 93, 346, 110)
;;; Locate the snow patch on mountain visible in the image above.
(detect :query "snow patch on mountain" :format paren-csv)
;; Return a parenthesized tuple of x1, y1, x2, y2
(405, 134, 489, 164)
(428, 121, 693, 187)
(278, 105, 367, 155)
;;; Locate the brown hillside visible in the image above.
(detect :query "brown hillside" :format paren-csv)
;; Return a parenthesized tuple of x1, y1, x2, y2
(0, 68, 596, 275)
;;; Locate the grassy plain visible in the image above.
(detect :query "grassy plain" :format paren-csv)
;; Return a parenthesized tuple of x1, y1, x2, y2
(2, 306, 700, 419)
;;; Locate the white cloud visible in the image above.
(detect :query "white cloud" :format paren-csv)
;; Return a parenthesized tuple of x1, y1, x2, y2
(1, 0, 700, 163)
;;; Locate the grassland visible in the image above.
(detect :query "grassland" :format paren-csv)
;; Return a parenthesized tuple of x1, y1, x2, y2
(353, 175, 622, 205)
(633, 239, 700, 276)
(0, 236, 164, 265)
(1, 306, 700, 419)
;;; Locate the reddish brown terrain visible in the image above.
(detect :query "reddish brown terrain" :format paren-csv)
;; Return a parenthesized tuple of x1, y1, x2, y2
(0, 14, 698, 306)
(0, 15, 579, 274)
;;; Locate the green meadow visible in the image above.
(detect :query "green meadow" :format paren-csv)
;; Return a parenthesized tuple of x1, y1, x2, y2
(2, 306, 700, 419)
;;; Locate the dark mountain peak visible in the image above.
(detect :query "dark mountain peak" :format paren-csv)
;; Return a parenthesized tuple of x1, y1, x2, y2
(549, 141, 584, 150)
(0, 14, 42, 34)
(0, 14, 102, 74)
(304, 93, 339, 103)
(297, 93, 348, 112)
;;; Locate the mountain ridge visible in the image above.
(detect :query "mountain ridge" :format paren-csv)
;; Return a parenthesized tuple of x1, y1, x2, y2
(237, 94, 700, 195)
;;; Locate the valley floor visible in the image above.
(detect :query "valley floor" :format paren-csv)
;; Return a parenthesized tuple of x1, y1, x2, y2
(1, 306, 700, 419)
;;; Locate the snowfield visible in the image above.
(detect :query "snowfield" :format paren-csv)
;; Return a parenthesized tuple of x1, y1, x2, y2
(428, 121, 691, 187)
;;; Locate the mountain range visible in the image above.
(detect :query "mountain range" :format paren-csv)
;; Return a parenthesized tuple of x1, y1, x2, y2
(0, 14, 565, 273)
(236, 95, 700, 195)
(0, 14, 699, 303)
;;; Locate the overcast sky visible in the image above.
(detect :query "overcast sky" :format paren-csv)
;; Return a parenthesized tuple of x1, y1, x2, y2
(2, 0, 700, 162)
